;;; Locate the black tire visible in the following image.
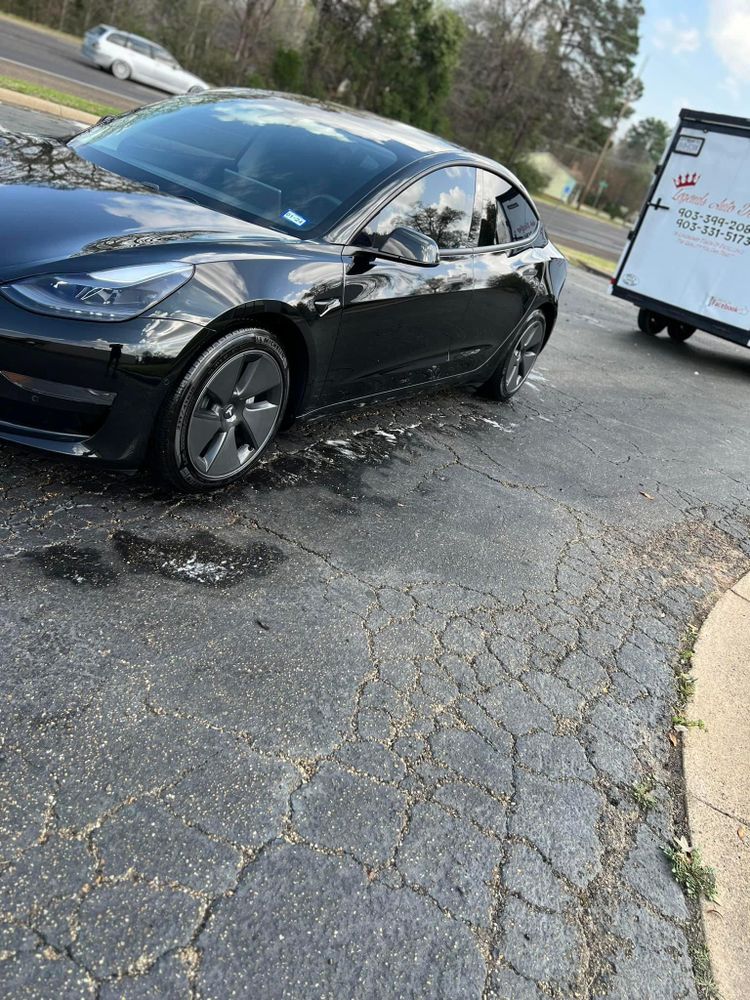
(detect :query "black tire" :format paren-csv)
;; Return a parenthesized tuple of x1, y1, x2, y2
(111, 59, 131, 80)
(637, 308, 666, 335)
(666, 320, 696, 342)
(150, 327, 289, 492)
(479, 310, 546, 402)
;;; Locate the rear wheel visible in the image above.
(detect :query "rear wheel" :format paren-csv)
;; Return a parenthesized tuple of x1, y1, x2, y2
(667, 320, 696, 342)
(151, 327, 289, 492)
(637, 308, 666, 335)
(111, 59, 131, 80)
(480, 310, 546, 401)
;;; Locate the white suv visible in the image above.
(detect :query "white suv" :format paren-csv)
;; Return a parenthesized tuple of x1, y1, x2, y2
(82, 25, 208, 95)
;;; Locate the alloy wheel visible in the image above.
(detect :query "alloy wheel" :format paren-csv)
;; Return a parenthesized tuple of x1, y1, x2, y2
(185, 349, 284, 480)
(505, 316, 545, 394)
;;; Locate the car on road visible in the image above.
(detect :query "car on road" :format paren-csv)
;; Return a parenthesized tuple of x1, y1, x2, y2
(0, 91, 566, 491)
(81, 24, 208, 94)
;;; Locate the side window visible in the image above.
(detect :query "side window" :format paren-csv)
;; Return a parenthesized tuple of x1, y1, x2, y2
(127, 38, 153, 57)
(153, 47, 176, 64)
(473, 170, 538, 246)
(358, 166, 477, 251)
(107, 33, 127, 47)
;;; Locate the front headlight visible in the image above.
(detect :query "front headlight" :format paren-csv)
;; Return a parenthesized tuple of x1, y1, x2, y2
(0, 262, 194, 322)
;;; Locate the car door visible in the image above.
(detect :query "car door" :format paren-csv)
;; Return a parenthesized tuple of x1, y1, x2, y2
(150, 46, 184, 94)
(125, 37, 159, 87)
(324, 166, 476, 405)
(448, 169, 543, 377)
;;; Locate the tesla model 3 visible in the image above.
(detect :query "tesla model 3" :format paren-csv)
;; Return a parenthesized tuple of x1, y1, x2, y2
(0, 91, 566, 490)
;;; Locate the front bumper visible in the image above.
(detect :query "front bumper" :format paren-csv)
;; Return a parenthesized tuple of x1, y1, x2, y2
(0, 300, 204, 467)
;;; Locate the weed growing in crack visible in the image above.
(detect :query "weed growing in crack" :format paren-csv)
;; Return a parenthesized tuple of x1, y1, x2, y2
(632, 776, 657, 812)
(691, 944, 723, 1000)
(676, 671, 697, 707)
(672, 714, 707, 732)
(664, 837, 718, 902)
(678, 624, 699, 667)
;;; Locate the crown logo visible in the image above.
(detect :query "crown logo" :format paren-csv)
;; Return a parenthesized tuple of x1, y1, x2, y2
(674, 172, 700, 189)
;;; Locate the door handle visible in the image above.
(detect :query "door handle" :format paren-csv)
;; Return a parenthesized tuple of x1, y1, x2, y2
(313, 298, 341, 317)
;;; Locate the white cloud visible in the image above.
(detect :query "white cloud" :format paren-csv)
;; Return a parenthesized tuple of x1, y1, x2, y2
(652, 17, 701, 54)
(437, 185, 471, 214)
(709, 0, 750, 83)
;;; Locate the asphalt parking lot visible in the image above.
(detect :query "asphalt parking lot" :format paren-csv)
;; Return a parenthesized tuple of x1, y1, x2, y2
(2, 251, 750, 997)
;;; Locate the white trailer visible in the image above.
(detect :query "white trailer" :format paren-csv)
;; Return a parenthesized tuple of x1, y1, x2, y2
(611, 108, 750, 349)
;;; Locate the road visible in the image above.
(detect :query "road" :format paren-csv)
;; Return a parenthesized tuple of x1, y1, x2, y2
(540, 201, 628, 262)
(2, 106, 750, 1000)
(0, 16, 165, 110)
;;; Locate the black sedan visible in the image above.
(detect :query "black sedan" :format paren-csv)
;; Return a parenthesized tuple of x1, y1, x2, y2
(0, 92, 566, 490)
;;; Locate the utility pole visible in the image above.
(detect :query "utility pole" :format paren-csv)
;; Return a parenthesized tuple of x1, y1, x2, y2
(577, 58, 647, 210)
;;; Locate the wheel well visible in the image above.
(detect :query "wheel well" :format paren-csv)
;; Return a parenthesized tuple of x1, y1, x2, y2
(538, 301, 557, 344)
(191, 309, 310, 422)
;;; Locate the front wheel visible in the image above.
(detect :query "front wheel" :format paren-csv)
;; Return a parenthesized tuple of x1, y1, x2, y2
(479, 310, 546, 401)
(667, 320, 696, 342)
(151, 327, 289, 492)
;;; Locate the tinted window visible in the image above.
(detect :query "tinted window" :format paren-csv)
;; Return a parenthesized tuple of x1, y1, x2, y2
(359, 166, 476, 250)
(128, 37, 153, 56)
(473, 170, 538, 246)
(107, 33, 127, 46)
(89, 25, 109, 37)
(71, 96, 419, 235)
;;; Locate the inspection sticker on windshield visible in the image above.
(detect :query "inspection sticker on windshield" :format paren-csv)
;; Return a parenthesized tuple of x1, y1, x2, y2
(282, 209, 307, 227)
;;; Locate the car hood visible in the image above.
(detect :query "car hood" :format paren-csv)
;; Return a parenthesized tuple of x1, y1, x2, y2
(0, 130, 291, 281)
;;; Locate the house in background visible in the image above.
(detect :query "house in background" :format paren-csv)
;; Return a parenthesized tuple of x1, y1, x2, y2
(526, 152, 582, 203)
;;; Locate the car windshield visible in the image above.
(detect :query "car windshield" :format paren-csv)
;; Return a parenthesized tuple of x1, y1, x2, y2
(70, 94, 423, 236)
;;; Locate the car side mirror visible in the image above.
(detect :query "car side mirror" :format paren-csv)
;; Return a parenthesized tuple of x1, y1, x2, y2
(377, 226, 439, 266)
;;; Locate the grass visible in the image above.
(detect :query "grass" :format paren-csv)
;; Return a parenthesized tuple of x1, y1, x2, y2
(0, 11, 82, 46)
(672, 714, 706, 731)
(631, 776, 658, 812)
(676, 671, 697, 706)
(692, 945, 723, 1000)
(664, 837, 718, 902)
(0, 75, 118, 118)
(556, 243, 615, 276)
(679, 624, 699, 666)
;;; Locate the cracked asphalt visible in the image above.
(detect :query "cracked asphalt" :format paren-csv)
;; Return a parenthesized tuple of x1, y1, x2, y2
(2, 209, 750, 995)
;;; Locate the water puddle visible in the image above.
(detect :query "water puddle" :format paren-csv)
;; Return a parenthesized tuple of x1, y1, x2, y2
(29, 544, 118, 587)
(250, 424, 424, 494)
(112, 529, 284, 587)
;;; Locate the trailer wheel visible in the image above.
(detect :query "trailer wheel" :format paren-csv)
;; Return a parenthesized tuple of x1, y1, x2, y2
(637, 309, 666, 335)
(666, 321, 696, 342)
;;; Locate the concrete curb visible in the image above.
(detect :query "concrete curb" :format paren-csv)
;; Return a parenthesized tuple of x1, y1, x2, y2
(0, 86, 98, 125)
(684, 571, 750, 1000)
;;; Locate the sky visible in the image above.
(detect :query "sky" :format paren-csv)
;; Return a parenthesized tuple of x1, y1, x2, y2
(630, 0, 750, 126)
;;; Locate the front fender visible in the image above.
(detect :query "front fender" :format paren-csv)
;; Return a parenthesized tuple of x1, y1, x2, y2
(140, 251, 346, 410)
